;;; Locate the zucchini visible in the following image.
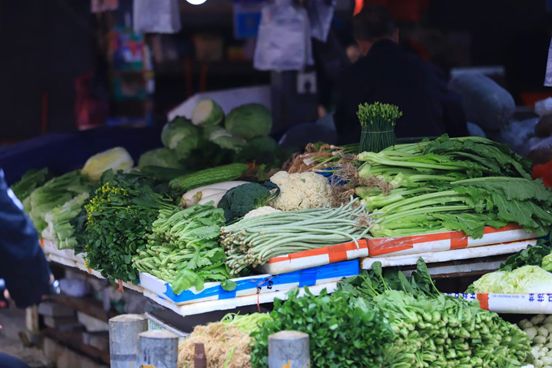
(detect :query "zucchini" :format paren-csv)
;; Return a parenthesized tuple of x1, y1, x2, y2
(169, 163, 248, 192)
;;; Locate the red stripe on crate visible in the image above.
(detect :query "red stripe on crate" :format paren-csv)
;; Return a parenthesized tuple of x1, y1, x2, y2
(368, 236, 414, 256)
(450, 231, 468, 249)
(477, 294, 489, 310)
(328, 239, 368, 263)
(483, 224, 520, 234)
(409, 232, 452, 243)
(266, 240, 368, 264)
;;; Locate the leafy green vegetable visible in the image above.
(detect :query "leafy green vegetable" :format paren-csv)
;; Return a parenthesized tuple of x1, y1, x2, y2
(161, 116, 201, 160)
(81, 171, 172, 282)
(206, 127, 246, 152)
(470, 265, 552, 293)
(43, 192, 90, 250)
(234, 136, 284, 166)
(82, 147, 134, 182)
(191, 98, 224, 127)
(367, 177, 552, 238)
(133, 204, 232, 293)
(11, 168, 49, 208)
(225, 103, 272, 140)
(500, 240, 552, 272)
(338, 260, 531, 367)
(138, 148, 182, 169)
(28, 170, 92, 232)
(250, 288, 394, 368)
(217, 183, 272, 222)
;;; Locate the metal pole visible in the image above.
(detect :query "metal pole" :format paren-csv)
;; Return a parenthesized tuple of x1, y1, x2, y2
(268, 330, 310, 368)
(138, 330, 178, 368)
(109, 314, 147, 368)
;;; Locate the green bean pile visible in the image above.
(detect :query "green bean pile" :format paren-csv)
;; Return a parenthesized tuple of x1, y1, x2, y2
(221, 199, 370, 275)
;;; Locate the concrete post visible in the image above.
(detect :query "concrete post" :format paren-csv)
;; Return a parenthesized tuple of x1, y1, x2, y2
(268, 330, 310, 368)
(137, 330, 178, 368)
(109, 314, 147, 368)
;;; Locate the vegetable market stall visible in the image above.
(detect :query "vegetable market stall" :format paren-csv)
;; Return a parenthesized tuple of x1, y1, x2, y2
(6, 99, 552, 368)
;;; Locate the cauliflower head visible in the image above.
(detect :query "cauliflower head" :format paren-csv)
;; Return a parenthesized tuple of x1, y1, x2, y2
(270, 171, 332, 211)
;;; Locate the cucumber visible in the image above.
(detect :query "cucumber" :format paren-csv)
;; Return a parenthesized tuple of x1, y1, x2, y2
(169, 163, 248, 192)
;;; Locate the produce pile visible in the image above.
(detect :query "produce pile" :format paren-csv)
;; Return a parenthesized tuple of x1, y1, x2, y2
(178, 313, 270, 368)
(353, 135, 552, 238)
(10, 100, 552, 368)
(519, 315, 552, 367)
(250, 261, 531, 367)
(133, 204, 232, 293)
(468, 239, 552, 294)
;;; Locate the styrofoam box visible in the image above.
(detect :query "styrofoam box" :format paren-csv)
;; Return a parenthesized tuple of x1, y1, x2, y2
(139, 259, 359, 306)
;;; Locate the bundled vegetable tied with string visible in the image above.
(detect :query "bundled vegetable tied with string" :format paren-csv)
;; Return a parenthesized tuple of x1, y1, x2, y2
(221, 199, 370, 275)
(357, 102, 403, 153)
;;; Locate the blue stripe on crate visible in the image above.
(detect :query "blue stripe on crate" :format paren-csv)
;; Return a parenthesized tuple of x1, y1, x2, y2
(298, 268, 317, 287)
(163, 260, 360, 303)
(218, 288, 238, 299)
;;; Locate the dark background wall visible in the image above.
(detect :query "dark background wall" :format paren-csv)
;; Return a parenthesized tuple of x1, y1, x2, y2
(0, 0, 550, 143)
(0, 0, 95, 142)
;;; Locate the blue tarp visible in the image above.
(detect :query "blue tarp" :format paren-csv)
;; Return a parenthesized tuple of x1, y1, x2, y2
(0, 126, 163, 185)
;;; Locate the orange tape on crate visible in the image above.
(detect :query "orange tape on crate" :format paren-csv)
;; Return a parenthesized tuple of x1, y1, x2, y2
(483, 224, 520, 234)
(477, 294, 490, 310)
(450, 231, 469, 250)
(327, 239, 368, 263)
(368, 236, 414, 256)
(267, 240, 368, 264)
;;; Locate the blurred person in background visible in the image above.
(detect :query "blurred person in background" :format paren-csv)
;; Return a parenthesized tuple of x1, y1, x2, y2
(0, 170, 53, 368)
(334, 5, 467, 144)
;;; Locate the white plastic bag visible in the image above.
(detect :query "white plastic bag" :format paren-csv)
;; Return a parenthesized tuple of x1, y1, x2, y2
(133, 0, 181, 34)
(545, 38, 552, 87)
(254, 0, 313, 71)
(307, 0, 336, 42)
(535, 97, 552, 117)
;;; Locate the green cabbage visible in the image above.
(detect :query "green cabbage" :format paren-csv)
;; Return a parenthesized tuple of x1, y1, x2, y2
(225, 103, 272, 140)
(161, 117, 201, 160)
(192, 98, 224, 127)
(82, 147, 134, 182)
(471, 266, 552, 293)
(207, 127, 246, 151)
(138, 148, 181, 169)
(541, 253, 552, 272)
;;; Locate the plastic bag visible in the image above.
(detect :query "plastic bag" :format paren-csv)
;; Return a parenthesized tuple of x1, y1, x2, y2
(254, 0, 313, 71)
(448, 73, 515, 131)
(307, 0, 336, 42)
(499, 118, 538, 156)
(535, 97, 552, 117)
(545, 38, 552, 87)
(133, 0, 181, 34)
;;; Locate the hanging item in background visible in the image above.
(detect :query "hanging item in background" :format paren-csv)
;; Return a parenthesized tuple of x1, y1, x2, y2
(133, 0, 181, 34)
(254, 0, 313, 71)
(75, 72, 109, 130)
(545, 38, 552, 87)
(233, 0, 264, 39)
(307, 0, 336, 42)
(91, 0, 119, 13)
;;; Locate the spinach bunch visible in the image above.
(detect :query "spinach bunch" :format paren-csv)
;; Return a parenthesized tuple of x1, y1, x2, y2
(250, 289, 394, 368)
(80, 171, 172, 283)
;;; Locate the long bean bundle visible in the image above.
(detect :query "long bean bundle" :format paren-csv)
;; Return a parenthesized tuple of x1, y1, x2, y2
(221, 199, 370, 275)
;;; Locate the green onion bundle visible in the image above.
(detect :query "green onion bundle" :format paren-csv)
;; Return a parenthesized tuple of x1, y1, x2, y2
(220, 199, 370, 275)
(357, 102, 403, 153)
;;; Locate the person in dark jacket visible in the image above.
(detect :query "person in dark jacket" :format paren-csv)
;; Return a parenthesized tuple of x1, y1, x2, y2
(0, 169, 51, 368)
(334, 5, 467, 145)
